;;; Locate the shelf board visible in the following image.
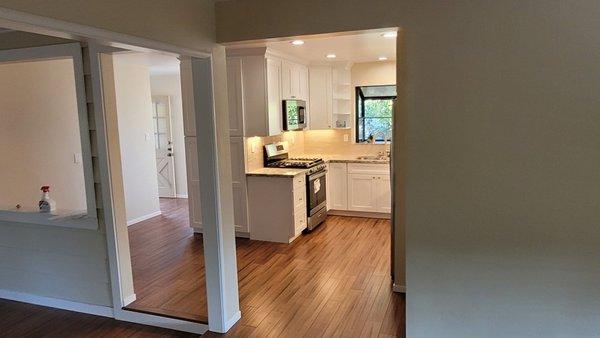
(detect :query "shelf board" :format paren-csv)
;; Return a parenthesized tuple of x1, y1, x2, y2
(332, 127, 352, 130)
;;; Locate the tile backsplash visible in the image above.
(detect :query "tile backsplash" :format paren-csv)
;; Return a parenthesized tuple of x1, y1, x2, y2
(244, 129, 389, 171)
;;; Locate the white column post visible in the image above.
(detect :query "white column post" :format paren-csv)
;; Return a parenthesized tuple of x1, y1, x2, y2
(190, 50, 241, 333)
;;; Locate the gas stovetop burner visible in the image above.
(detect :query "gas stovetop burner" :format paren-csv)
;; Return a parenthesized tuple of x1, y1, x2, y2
(266, 158, 324, 169)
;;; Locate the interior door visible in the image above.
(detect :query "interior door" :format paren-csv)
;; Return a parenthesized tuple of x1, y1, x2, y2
(152, 95, 176, 197)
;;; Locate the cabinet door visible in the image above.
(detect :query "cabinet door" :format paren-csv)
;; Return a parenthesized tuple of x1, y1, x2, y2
(226, 57, 244, 137)
(298, 65, 309, 101)
(281, 60, 292, 99)
(328, 162, 348, 210)
(230, 137, 249, 232)
(308, 66, 332, 129)
(375, 175, 391, 213)
(290, 64, 300, 98)
(347, 174, 376, 212)
(266, 58, 282, 136)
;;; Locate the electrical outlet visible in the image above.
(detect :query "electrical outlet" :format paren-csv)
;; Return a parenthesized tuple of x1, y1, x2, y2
(74, 153, 82, 164)
(343, 134, 349, 142)
(144, 133, 150, 141)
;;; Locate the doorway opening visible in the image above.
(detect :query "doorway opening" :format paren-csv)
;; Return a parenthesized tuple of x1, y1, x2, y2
(106, 51, 209, 323)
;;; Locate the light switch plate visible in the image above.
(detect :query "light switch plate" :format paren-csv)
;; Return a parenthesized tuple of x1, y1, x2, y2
(74, 153, 82, 164)
(251, 143, 256, 153)
(343, 134, 349, 142)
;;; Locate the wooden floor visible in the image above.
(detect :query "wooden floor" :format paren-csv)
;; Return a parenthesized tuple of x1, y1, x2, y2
(0, 299, 196, 337)
(126, 198, 405, 337)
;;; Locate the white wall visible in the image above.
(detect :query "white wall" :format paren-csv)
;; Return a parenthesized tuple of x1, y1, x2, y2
(150, 74, 188, 197)
(113, 58, 160, 224)
(216, 1, 600, 337)
(0, 58, 87, 212)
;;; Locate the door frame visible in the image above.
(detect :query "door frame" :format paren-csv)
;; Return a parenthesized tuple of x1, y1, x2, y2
(152, 94, 177, 198)
(0, 7, 241, 334)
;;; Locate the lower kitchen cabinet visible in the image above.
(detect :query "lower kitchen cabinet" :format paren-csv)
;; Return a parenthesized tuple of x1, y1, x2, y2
(347, 173, 378, 212)
(328, 162, 391, 214)
(328, 162, 348, 210)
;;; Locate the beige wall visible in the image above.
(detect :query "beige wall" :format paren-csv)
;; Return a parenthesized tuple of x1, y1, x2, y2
(0, 31, 72, 50)
(0, 58, 86, 212)
(0, 0, 215, 52)
(113, 57, 161, 224)
(150, 74, 188, 197)
(217, 1, 600, 337)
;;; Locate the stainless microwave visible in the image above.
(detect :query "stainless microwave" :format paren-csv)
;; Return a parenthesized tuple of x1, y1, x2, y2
(282, 99, 306, 131)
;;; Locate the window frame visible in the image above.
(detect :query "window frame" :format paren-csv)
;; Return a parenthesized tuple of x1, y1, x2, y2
(0, 43, 98, 229)
(355, 85, 396, 143)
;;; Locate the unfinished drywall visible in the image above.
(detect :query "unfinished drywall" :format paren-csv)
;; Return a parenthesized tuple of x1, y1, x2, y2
(150, 74, 188, 198)
(113, 57, 160, 225)
(217, 1, 600, 337)
(0, 58, 87, 212)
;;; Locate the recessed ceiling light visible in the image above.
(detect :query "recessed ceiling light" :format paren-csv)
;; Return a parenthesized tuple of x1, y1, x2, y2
(326, 53, 337, 59)
(382, 31, 398, 38)
(378, 56, 388, 61)
(291, 40, 304, 46)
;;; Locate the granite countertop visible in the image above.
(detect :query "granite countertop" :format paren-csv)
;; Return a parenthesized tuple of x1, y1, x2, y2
(305, 154, 390, 164)
(246, 167, 308, 177)
(246, 154, 389, 177)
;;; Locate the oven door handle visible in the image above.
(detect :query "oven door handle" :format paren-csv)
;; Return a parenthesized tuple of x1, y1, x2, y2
(308, 171, 326, 180)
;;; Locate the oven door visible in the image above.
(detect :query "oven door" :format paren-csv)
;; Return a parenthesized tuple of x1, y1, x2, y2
(307, 170, 327, 215)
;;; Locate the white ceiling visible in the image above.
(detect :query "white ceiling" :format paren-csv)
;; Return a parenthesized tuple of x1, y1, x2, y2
(266, 31, 397, 64)
(114, 52, 180, 76)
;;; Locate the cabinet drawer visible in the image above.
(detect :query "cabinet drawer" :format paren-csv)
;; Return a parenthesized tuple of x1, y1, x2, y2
(294, 207, 307, 234)
(293, 188, 306, 209)
(347, 163, 389, 175)
(293, 174, 305, 188)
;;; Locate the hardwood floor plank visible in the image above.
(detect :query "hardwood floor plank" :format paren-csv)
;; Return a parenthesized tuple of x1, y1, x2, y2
(122, 198, 404, 337)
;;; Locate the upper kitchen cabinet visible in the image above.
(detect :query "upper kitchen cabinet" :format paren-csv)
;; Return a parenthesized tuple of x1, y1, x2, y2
(282, 60, 309, 101)
(308, 63, 352, 130)
(226, 48, 309, 137)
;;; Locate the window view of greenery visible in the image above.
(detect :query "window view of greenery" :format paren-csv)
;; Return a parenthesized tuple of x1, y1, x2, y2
(356, 85, 396, 143)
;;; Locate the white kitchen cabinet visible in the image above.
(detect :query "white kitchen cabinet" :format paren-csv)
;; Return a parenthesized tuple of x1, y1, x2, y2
(229, 137, 249, 233)
(247, 174, 307, 243)
(282, 60, 309, 101)
(375, 174, 392, 213)
(308, 65, 332, 129)
(347, 173, 377, 212)
(225, 50, 282, 137)
(227, 48, 309, 136)
(327, 162, 390, 214)
(328, 162, 348, 210)
(347, 163, 390, 213)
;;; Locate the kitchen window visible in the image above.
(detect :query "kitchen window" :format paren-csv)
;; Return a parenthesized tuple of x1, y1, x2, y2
(355, 85, 396, 143)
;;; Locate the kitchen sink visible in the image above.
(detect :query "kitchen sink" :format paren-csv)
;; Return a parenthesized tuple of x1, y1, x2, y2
(356, 155, 385, 160)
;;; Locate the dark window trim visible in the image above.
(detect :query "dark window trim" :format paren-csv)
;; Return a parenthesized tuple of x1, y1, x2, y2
(355, 86, 396, 143)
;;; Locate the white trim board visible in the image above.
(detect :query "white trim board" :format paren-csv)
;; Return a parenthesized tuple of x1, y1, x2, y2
(327, 209, 391, 219)
(126, 211, 162, 226)
(175, 194, 188, 198)
(122, 293, 137, 307)
(0, 289, 113, 317)
(0, 7, 211, 58)
(115, 308, 208, 335)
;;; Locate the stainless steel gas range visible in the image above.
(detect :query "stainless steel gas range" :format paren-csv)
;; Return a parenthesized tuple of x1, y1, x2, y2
(264, 142, 327, 230)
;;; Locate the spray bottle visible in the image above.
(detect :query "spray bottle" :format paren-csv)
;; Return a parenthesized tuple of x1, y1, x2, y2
(39, 186, 56, 213)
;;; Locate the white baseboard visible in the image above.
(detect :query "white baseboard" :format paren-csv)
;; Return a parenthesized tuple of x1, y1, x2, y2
(393, 283, 406, 293)
(327, 209, 391, 219)
(127, 210, 162, 226)
(210, 310, 241, 333)
(175, 194, 188, 198)
(192, 226, 249, 238)
(0, 289, 113, 317)
(115, 308, 208, 334)
(122, 293, 136, 307)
